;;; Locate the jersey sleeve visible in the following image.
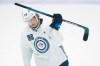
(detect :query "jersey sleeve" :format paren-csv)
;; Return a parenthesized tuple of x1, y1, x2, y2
(48, 27, 63, 46)
(20, 31, 33, 66)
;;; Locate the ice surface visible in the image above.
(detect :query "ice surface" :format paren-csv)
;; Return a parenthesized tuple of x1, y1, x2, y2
(0, 4, 100, 66)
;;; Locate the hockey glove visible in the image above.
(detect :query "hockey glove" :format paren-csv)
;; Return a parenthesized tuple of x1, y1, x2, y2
(50, 14, 63, 30)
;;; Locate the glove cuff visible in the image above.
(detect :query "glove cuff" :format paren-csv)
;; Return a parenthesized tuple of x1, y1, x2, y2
(50, 23, 61, 30)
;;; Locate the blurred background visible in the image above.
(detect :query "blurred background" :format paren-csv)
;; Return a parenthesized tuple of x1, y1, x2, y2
(0, 0, 100, 4)
(0, 0, 100, 66)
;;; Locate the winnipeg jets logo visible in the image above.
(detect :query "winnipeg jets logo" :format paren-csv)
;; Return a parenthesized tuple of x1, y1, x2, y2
(34, 37, 49, 53)
(37, 42, 44, 49)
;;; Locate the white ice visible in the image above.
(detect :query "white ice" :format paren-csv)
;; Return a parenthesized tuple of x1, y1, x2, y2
(0, 4, 100, 66)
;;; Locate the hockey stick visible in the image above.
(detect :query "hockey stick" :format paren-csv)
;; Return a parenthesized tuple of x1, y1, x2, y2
(15, 3, 89, 41)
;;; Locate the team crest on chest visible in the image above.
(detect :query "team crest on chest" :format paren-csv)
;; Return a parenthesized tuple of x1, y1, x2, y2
(34, 37, 50, 53)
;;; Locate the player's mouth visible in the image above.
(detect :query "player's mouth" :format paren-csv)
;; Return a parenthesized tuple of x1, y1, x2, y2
(31, 24, 37, 28)
(32, 24, 35, 26)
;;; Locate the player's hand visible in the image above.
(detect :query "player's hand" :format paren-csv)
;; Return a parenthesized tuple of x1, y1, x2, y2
(50, 14, 62, 30)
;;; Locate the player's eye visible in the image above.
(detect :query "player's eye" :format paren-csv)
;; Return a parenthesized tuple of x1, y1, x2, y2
(33, 16, 36, 18)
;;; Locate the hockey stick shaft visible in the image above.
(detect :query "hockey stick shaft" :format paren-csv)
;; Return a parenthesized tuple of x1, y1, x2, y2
(15, 3, 53, 17)
(15, 3, 85, 28)
(15, 3, 89, 41)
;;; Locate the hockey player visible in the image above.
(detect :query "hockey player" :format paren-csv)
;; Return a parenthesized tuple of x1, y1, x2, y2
(21, 9, 69, 66)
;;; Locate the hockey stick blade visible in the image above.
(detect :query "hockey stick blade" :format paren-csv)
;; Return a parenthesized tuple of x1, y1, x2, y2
(63, 20, 89, 41)
(15, 3, 89, 41)
(83, 27, 89, 41)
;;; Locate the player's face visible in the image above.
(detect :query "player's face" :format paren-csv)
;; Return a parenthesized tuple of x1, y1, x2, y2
(28, 16, 39, 28)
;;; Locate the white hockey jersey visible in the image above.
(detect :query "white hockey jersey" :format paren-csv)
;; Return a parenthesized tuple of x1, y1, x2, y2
(21, 24, 68, 66)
